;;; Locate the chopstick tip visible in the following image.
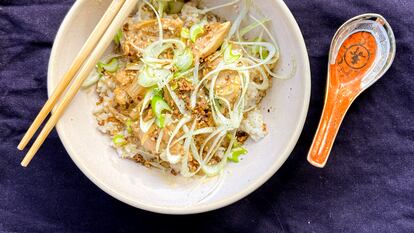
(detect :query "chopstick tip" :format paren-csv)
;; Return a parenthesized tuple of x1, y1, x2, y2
(17, 135, 30, 150)
(20, 154, 33, 167)
(20, 161, 29, 167)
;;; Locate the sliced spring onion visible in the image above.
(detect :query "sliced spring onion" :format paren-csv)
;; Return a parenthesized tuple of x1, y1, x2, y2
(271, 58, 296, 80)
(139, 89, 156, 133)
(155, 129, 164, 153)
(192, 58, 200, 84)
(162, 115, 191, 164)
(224, 44, 242, 64)
(166, 0, 185, 14)
(151, 95, 171, 128)
(125, 62, 144, 71)
(153, 87, 163, 96)
(113, 134, 127, 147)
(199, 0, 240, 14)
(198, 128, 238, 176)
(216, 69, 248, 128)
(251, 38, 269, 59)
(138, 66, 172, 88)
(155, 68, 173, 88)
(190, 23, 205, 43)
(143, 0, 163, 41)
(174, 66, 195, 79)
(249, 14, 280, 59)
(155, 117, 165, 128)
(140, 115, 155, 133)
(174, 48, 193, 72)
(201, 156, 227, 177)
(204, 131, 226, 162)
(157, 0, 166, 17)
(215, 96, 231, 112)
(156, 113, 173, 131)
(229, 41, 276, 70)
(137, 67, 157, 87)
(97, 58, 119, 73)
(165, 84, 188, 115)
(190, 63, 222, 109)
(220, 40, 229, 52)
(113, 29, 123, 46)
(228, 147, 247, 163)
(181, 27, 190, 39)
(240, 58, 269, 90)
(144, 43, 173, 59)
(173, 127, 216, 145)
(227, 0, 251, 39)
(180, 120, 198, 177)
(142, 39, 185, 67)
(239, 18, 270, 37)
(126, 119, 133, 134)
(82, 71, 100, 88)
(143, 39, 186, 59)
(134, 2, 145, 21)
(198, 126, 227, 157)
(170, 81, 178, 90)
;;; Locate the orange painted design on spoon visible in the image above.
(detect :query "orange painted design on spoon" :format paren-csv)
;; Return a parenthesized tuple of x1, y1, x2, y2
(308, 32, 377, 167)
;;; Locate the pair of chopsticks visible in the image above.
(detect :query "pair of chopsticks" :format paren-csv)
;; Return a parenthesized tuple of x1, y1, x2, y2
(17, 0, 138, 167)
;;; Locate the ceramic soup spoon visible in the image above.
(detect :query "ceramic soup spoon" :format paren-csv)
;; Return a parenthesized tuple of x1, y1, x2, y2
(308, 14, 396, 168)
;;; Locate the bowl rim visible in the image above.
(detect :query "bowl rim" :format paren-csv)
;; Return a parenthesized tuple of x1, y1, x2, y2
(48, 0, 311, 214)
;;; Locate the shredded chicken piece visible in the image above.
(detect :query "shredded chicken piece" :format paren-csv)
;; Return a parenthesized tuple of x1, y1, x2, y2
(114, 88, 130, 105)
(215, 70, 242, 105)
(122, 18, 183, 57)
(126, 77, 146, 101)
(115, 70, 134, 86)
(193, 22, 231, 58)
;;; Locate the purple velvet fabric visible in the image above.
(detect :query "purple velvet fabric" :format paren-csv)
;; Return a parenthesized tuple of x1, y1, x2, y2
(0, 0, 413, 232)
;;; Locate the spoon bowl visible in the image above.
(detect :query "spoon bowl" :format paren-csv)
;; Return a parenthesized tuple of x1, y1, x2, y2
(308, 14, 396, 168)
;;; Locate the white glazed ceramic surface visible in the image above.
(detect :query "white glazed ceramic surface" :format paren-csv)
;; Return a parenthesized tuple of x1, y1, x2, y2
(48, 0, 310, 214)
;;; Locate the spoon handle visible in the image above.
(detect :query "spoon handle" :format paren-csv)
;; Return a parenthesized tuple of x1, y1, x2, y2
(307, 86, 355, 167)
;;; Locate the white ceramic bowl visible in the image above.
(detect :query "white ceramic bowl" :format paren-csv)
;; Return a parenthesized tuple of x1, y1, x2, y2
(48, 0, 310, 214)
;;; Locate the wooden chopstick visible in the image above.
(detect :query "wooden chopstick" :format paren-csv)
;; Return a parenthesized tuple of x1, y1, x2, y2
(20, 0, 138, 167)
(17, 0, 126, 151)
